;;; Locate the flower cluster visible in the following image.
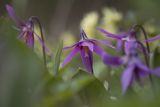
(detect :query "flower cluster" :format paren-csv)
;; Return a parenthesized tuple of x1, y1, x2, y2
(5, 4, 160, 94)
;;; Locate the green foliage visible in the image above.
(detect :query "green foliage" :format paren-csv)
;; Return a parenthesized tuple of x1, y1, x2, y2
(53, 41, 63, 75)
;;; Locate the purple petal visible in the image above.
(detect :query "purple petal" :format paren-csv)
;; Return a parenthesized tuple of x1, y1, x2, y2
(93, 44, 106, 57)
(95, 39, 116, 49)
(6, 4, 24, 27)
(121, 65, 135, 94)
(116, 40, 124, 51)
(25, 31, 34, 48)
(151, 67, 160, 77)
(143, 35, 160, 42)
(61, 47, 79, 67)
(135, 59, 150, 75)
(97, 28, 124, 40)
(63, 42, 79, 50)
(79, 47, 93, 73)
(102, 54, 124, 66)
(81, 41, 94, 52)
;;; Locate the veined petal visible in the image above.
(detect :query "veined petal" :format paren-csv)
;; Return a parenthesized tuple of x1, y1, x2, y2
(97, 28, 123, 40)
(143, 35, 160, 42)
(80, 47, 93, 73)
(121, 65, 135, 94)
(6, 4, 24, 27)
(61, 47, 79, 67)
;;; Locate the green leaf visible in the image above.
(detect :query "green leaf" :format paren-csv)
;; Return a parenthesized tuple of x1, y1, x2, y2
(0, 21, 46, 107)
(53, 41, 63, 75)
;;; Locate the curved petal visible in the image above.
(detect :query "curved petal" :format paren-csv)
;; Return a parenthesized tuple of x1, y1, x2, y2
(143, 35, 160, 42)
(121, 65, 135, 94)
(134, 58, 150, 76)
(79, 47, 93, 74)
(6, 4, 24, 27)
(93, 44, 106, 57)
(97, 28, 124, 40)
(61, 47, 79, 67)
(95, 39, 116, 49)
(63, 42, 79, 50)
(81, 41, 94, 52)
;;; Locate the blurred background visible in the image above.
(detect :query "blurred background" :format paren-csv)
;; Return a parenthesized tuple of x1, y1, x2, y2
(1, 0, 160, 107)
(1, 0, 160, 44)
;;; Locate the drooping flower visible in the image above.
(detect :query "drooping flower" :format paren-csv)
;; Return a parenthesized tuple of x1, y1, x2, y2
(120, 46, 151, 94)
(6, 4, 49, 51)
(98, 26, 160, 54)
(61, 29, 115, 74)
(6, 4, 52, 65)
(97, 27, 144, 54)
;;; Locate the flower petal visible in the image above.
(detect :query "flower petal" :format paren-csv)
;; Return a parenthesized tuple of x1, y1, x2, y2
(97, 28, 124, 40)
(143, 35, 160, 42)
(79, 47, 93, 73)
(95, 39, 116, 49)
(25, 31, 34, 48)
(61, 47, 79, 67)
(102, 54, 123, 66)
(121, 65, 135, 94)
(63, 42, 79, 50)
(81, 41, 94, 52)
(6, 4, 24, 27)
(93, 44, 106, 57)
(151, 67, 160, 77)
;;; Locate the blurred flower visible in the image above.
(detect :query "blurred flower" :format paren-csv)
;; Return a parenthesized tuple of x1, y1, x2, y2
(97, 27, 151, 56)
(61, 29, 114, 74)
(80, 12, 99, 37)
(6, 4, 47, 50)
(98, 26, 160, 93)
(100, 8, 122, 33)
(121, 46, 151, 94)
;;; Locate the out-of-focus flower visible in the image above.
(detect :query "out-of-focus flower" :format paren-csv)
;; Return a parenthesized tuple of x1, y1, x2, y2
(80, 12, 99, 37)
(98, 26, 160, 93)
(121, 46, 151, 94)
(97, 27, 150, 55)
(100, 8, 122, 33)
(6, 4, 48, 51)
(61, 29, 115, 74)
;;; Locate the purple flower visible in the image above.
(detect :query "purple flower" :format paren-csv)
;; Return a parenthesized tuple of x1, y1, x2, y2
(6, 4, 48, 50)
(121, 47, 151, 94)
(98, 27, 160, 54)
(61, 29, 115, 74)
(97, 28, 143, 55)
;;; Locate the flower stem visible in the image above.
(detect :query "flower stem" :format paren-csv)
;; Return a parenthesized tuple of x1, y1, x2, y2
(30, 16, 47, 67)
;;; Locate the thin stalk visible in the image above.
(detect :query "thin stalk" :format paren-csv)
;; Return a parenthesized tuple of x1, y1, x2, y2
(30, 16, 47, 67)
(132, 25, 153, 85)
